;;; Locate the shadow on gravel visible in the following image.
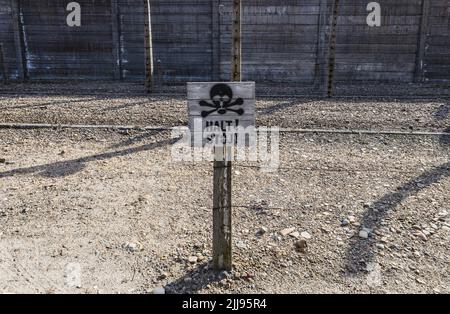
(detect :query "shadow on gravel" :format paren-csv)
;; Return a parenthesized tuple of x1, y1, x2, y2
(101, 101, 150, 111)
(435, 103, 450, 121)
(259, 100, 305, 115)
(165, 262, 227, 294)
(1, 98, 98, 110)
(0, 132, 177, 179)
(345, 122, 450, 274)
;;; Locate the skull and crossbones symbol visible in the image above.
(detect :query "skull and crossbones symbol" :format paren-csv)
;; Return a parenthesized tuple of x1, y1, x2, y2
(199, 84, 244, 117)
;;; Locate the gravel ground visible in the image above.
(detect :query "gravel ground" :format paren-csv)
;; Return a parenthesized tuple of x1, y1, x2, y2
(0, 129, 448, 294)
(0, 82, 449, 294)
(1, 82, 449, 132)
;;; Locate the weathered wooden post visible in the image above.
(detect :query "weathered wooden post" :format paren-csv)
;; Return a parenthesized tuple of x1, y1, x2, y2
(0, 43, 8, 85)
(231, 0, 242, 82)
(415, 0, 430, 82)
(212, 0, 242, 271)
(144, 0, 154, 93)
(327, 0, 340, 98)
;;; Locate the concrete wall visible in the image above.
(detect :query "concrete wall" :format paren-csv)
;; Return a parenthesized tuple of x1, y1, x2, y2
(0, 0, 449, 83)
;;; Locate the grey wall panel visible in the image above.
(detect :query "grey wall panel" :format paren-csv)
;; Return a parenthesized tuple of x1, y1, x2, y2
(219, 0, 321, 83)
(334, 0, 423, 82)
(119, 0, 213, 82)
(0, 0, 448, 83)
(18, 0, 115, 79)
(423, 0, 450, 81)
(0, 0, 20, 80)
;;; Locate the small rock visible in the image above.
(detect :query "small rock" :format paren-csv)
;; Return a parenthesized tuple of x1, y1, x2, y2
(300, 231, 312, 239)
(157, 272, 168, 280)
(256, 227, 268, 236)
(289, 231, 300, 239)
(280, 227, 296, 236)
(294, 240, 307, 253)
(0, 158, 6, 163)
(152, 287, 165, 294)
(416, 278, 425, 285)
(188, 256, 198, 264)
(359, 230, 369, 239)
(271, 234, 282, 242)
(197, 254, 205, 262)
(341, 219, 350, 226)
(236, 241, 247, 249)
(123, 242, 141, 253)
(138, 195, 147, 202)
(414, 231, 428, 241)
(375, 243, 385, 250)
(348, 216, 356, 223)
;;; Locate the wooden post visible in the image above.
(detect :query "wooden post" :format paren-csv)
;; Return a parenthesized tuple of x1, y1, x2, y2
(11, 0, 27, 81)
(144, 0, 154, 93)
(213, 146, 233, 271)
(0, 44, 8, 84)
(212, 0, 241, 272)
(315, 0, 328, 93)
(231, 0, 242, 82)
(415, 0, 430, 82)
(111, 0, 122, 80)
(211, 0, 221, 81)
(327, 0, 340, 98)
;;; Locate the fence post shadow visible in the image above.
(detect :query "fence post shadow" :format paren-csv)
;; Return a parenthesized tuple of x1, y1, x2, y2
(164, 261, 228, 294)
(345, 127, 450, 274)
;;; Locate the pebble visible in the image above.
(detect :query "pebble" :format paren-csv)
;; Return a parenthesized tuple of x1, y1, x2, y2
(341, 219, 350, 226)
(188, 256, 198, 263)
(123, 242, 141, 253)
(280, 227, 296, 236)
(300, 231, 312, 240)
(289, 231, 300, 239)
(359, 230, 369, 239)
(375, 243, 385, 250)
(294, 240, 307, 253)
(414, 231, 428, 241)
(271, 234, 282, 242)
(348, 216, 356, 223)
(256, 227, 268, 236)
(416, 278, 425, 285)
(152, 287, 166, 294)
(197, 254, 205, 262)
(158, 272, 168, 280)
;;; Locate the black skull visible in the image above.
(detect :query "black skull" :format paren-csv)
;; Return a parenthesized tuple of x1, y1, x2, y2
(199, 84, 244, 117)
(210, 84, 233, 115)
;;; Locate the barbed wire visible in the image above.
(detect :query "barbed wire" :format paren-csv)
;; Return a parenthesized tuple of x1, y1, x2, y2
(233, 164, 443, 175)
(1, 123, 449, 137)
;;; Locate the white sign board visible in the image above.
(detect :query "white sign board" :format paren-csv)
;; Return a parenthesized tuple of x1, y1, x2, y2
(187, 82, 255, 147)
